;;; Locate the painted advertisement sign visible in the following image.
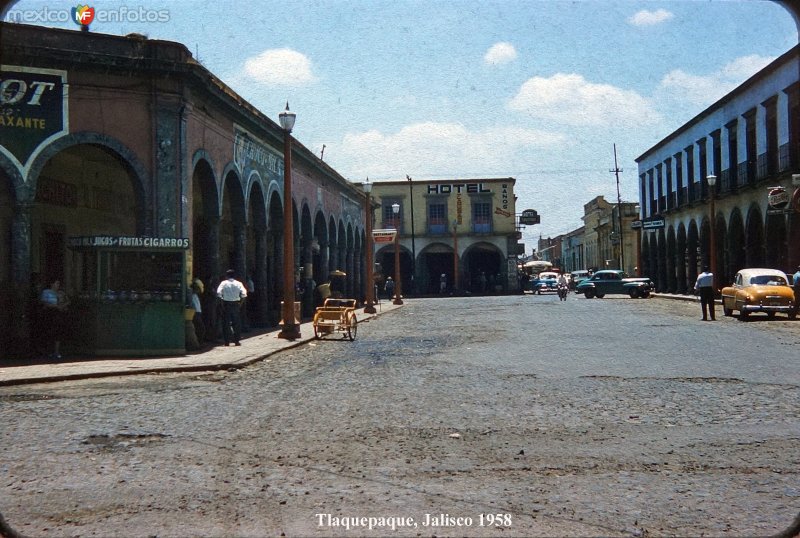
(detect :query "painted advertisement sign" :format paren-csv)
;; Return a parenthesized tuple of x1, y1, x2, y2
(233, 124, 284, 187)
(0, 66, 68, 178)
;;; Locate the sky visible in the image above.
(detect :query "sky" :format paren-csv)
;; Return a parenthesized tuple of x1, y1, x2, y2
(3, 0, 799, 252)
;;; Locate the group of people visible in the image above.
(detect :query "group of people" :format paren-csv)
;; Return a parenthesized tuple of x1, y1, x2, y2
(188, 269, 249, 348)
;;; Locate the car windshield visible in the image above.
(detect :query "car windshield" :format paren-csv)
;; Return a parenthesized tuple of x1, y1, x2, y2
(749, 275, 787, 286)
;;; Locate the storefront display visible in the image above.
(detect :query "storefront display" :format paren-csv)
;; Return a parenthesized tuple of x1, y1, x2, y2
(68, 236, 190, 356)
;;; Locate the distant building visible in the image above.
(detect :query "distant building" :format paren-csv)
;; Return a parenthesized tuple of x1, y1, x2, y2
(367, 178, 522, 294)
(636, 45, 800, 293)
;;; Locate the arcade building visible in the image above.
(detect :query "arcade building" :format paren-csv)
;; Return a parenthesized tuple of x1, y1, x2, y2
(367, 178, 523, 295)
(636, 44, 800, 293)
(0, 23, 367, 357)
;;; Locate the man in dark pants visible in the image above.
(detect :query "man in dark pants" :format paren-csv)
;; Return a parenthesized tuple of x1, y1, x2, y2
(694, 265, 716, 321)
(216, 269, 247, 346)
(792, 265, 800, 318)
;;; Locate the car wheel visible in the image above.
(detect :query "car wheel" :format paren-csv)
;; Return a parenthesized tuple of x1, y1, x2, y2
(628, 289, 639, 299)
(584, 290, 595, 299)
(789, 311, 797, 320)
(595, 293, 605, 299)
(739, 310, 749, 321)
(723, 305, 732, 317)
(767, 312, 776, 320)
(640, 290, 650, 298)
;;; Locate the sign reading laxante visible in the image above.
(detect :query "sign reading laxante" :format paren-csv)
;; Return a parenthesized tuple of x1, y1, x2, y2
(0, 66, 68, 177)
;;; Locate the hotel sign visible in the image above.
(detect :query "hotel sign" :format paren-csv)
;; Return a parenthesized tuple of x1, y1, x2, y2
(0, 66, 68, 178)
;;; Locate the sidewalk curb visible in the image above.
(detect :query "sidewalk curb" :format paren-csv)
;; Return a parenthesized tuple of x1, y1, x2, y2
(0, 304, 401, 387)
(651, 293, 721, 304)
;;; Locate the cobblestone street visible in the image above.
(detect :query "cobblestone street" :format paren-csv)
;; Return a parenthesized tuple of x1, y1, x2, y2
(1, 295, 799, 537)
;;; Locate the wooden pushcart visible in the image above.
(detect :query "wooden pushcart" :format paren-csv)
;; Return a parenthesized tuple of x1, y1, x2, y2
(312, 298, 358, 341)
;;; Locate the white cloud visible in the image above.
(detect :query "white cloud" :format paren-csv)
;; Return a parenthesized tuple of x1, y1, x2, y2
(330, 122, 566, 179)
(657, 54, 776, 107)
(484, 42, 517, 65)
(628, 9, 674, 26)
(508, 73, 662, 126)
(242, 48, 316, 87)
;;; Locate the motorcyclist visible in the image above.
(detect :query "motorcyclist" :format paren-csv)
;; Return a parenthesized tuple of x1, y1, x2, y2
(557, 273, 569, 299)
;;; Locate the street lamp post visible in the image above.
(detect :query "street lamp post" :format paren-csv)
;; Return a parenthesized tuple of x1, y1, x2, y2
(391, 202, 403, 305)
(363, 178, 376, 314)
(707, 174, 717, 293)
(406, 175, 416, 294)
(278, 103, 300, 340)
(452, 219, 459, 292)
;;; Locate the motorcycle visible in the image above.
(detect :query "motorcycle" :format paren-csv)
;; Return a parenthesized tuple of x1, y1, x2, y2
(557, 284, 568, 301)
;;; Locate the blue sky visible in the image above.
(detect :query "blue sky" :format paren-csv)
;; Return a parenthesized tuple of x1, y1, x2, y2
(4, 1, 798, 250)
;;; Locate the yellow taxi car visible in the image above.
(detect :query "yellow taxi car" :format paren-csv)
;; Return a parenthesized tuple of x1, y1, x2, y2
(721, 268, 796, 320)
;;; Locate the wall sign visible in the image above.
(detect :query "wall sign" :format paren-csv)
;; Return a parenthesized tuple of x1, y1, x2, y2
(68, 236, 190, 249)
(0, 65, 68, 178)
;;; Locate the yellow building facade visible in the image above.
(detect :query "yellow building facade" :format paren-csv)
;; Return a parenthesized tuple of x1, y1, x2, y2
(368, 178, 521, 295)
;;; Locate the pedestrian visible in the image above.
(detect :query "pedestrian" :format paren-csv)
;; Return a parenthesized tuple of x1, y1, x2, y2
(384, 276, 395, 300)
(40, 278, 69, 359)
(316, 279, 332, 306)
(190, 279, 205, 344)
(792, 265, 800, 318)
(439, 273, 447, 294)
(694, 265, 716, 321)
(216, 269, 247, 346)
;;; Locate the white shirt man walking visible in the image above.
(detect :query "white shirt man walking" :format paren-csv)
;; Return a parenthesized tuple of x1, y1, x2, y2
(694, 266, 716, 321)
(216, 269, 247, 346)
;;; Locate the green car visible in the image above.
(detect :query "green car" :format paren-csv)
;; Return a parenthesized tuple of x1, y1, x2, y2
(575, 270, 654, 299)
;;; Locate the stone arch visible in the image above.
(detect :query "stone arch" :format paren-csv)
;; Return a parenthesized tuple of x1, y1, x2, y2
(220, 168, 246, 277)
(745, 203, 765, 268)
(463, 241, 505, 293)
(28, 132, 150, 234)
(666, 225, 677, 293)
(191, 156, 220, 289)
(727, 208, 746, 280)
(247, 179, 269, 327)
(313, 210, 329, 285)
(687, 220, 699, 288)
(676, 223, 688, 293)
(765, 210, 788, 269)
(656, 228, 667, 292)
(641, 232, 651, 278)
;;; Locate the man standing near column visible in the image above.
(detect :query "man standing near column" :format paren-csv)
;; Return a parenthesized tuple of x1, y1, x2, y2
(216, 269, 247, 346)
(792, 265, 800, 318)
(694, 265, 716, 321)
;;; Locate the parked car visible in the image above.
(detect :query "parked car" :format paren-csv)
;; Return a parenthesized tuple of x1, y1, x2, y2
(575, 270, 654, 299)
(721, 268, 796, 320)
(570, 270, 591, 290)
(533, 271, 559, 294)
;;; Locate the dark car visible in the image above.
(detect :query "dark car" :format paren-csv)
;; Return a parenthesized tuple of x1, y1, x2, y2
(575, 270, 654, 299)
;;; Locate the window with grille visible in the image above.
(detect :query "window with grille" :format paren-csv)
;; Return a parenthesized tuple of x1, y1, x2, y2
(428, 201, 447, 234)
(472, 201, 492, 233)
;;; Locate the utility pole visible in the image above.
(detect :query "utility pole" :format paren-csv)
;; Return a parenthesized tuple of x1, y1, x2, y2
(610, 144, 625, 273)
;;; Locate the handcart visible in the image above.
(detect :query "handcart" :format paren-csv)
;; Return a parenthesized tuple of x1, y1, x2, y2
(312, 298, 358, 341)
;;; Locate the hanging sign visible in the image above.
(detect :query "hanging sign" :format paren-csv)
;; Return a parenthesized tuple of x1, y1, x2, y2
(519, 209, 540, 225)
(372, 229, 397, 243)
(767, 186, 790, 210)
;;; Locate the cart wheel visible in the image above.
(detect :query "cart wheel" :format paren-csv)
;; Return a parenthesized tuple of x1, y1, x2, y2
(346, 314, 358, 341)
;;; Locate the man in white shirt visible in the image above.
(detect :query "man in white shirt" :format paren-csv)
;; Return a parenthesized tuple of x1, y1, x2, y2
(216, 269, 247, 346)
(694, 266, 715, 321)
